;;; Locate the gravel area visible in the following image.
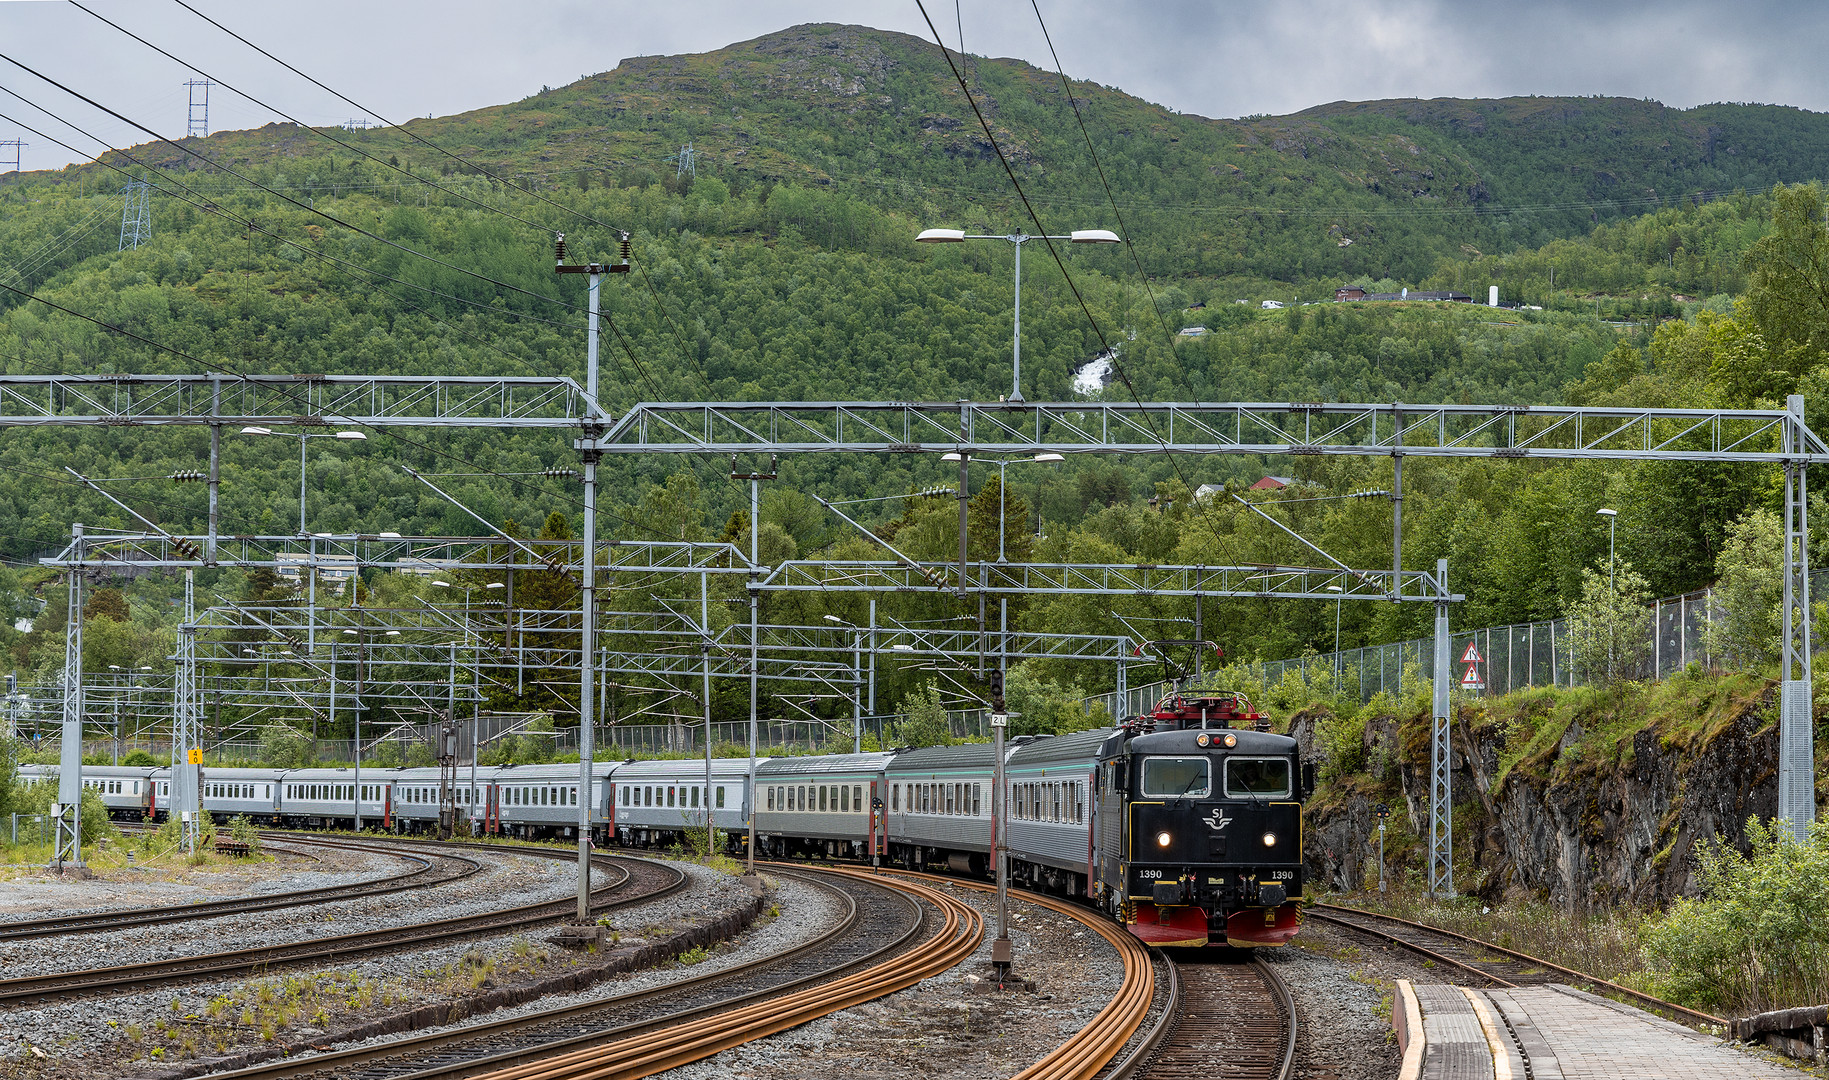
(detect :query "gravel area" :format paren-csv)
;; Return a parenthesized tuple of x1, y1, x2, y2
(656, 881, 1123, 1080)
(324, 862, 839, 1056)
(0, 854, 759, 1079)
(0, 847, 603, 1075)
(0, 843, 401, 923)
(1278, 918, 1446, 1080)
(0, 848, 583, 980)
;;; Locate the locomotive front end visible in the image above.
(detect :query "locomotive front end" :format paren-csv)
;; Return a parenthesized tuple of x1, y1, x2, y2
(1115, 717, 1305, 948)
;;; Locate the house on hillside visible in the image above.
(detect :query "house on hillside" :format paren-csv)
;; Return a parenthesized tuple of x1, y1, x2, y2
(1249, 476, 1294, 491)
(1337, 286, 1472, 303)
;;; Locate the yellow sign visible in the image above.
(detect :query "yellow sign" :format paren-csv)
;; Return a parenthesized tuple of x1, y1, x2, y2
(187, 747, 203, 765)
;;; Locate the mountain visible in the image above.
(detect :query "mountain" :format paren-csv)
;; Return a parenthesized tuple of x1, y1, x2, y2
(0, 23, 1815, 565)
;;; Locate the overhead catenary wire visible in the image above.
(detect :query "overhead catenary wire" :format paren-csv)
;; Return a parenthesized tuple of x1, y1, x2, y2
(154, 0, 716, 400)
(0, 90, 669, 402)
(912, 0, 1246, 570)
(0, 272, 689, 549)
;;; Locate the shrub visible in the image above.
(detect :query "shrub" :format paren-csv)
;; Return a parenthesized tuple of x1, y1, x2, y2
(228, 814, 262, 855)
(894, 684, 953, 748)
(1641, 816, 1829, 1013)
(1702, 509, 1783, 671)
(259, 723, 316, 769)
(1563, 563, 1653, 685)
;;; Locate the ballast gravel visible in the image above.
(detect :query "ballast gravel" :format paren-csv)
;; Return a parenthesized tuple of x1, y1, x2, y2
(322, 864, 837, 1057)
(1281, 918, 1427, 1080)
(0, 852, 758, 1080)
(0, 847, 587, 980)
(0, 846, 599, 1074)
(655, 880, 1124, 1080)
(0, 842, 402, 923)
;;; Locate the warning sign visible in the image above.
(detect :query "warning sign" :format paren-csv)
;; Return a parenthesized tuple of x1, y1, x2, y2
(187, 747, 203, 765)
(1460, 641, 1485, 664)
(1459, 665, 1485, 691)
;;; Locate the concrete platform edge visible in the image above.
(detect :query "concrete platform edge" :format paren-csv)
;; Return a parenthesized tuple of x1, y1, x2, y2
(1396, 978, 1424, 1080)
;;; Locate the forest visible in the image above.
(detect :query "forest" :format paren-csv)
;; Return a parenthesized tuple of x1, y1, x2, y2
(2, 24, 1828, 741)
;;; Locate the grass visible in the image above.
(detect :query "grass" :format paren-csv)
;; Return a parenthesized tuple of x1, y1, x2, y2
(1342, 886, 1656, 993)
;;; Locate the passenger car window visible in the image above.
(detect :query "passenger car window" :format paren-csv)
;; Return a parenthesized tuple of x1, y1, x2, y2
(1224, 758, 1291, 798)
(1139, 757, 1211, 798)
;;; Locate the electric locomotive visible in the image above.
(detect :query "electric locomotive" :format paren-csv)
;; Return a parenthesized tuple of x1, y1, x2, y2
(1094, 691, 1309, 948)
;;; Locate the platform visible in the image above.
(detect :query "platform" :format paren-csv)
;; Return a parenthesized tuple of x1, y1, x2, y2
(1395, 980, 1797, 1080)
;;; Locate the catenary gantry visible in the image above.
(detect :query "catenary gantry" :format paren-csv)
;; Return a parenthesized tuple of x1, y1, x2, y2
(19, 376, 1821, 888)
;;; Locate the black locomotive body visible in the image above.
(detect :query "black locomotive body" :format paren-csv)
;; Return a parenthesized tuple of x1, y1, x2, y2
(1094, 692, 1307, 947)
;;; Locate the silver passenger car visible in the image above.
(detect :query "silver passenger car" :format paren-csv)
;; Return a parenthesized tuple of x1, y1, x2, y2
(198, 768, 280, 822)
(612, 758, 753, 850)
(883, 743, 998, 873)
(1004, 728, 1108, 896)
(754, 751, 897, 859)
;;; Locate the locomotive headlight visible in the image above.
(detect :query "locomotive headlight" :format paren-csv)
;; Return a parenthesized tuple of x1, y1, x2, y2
(1262, 831, 1278, 847)
(1156, 831, 1173, 848)
(1196, 733, 1210, 747)
(1222, 733, 1237, 748)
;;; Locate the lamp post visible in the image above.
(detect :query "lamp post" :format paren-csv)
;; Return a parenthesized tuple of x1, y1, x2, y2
(431, 579, 503, 630)
(823, 615, 863, 753)
(1326, 584, 1344, 685)
(108, 665, 122, 765)
(916, 227, 1120, 402)
(1596, 509, 1618, 591)
(239, 427, 366, 536)
(940, 452, 1064, 562)
(1597, 508, 1619, 681)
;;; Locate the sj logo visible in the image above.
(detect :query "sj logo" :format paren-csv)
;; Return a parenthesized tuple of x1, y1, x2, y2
(1202, 809, 1233, 831)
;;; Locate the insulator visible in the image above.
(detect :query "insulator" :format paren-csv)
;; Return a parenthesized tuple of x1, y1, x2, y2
(554, 233, 567, 261)
(169, 470, 207, 482)
(619, 232, 631, 262)
(541, 467, 579, 479)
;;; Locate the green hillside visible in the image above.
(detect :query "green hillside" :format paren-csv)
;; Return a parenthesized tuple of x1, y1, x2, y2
(0, 23, 1826, 713)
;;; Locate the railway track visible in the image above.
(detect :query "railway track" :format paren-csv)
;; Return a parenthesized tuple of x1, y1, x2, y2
(0, 836, 480, 941)
(857, 865, 1156, 1080)
(1107, 956, 1295, 1080)
(1308, 903, 1725, 1028)
(203, 863, 942, 1080)
(0, 849, 682, 1007)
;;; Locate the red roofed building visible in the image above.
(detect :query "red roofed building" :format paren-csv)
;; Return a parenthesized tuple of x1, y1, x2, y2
(1249, 476, 1294, 490)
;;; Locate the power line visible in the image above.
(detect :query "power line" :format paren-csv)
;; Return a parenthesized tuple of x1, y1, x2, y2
(69, 1, 556, 236)
(913, 1, 1245, 568)
(0, 51, 574, 315)
(162, 0, 631, 238)
(146, 0, 714, 400)
(0, 63, 673, 402)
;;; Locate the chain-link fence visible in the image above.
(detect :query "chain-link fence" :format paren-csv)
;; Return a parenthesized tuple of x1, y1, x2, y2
(1081, 578, 1807, 717)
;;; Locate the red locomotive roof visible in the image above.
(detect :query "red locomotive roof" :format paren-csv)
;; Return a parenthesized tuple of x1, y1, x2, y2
(1130, 690, 1266, 732)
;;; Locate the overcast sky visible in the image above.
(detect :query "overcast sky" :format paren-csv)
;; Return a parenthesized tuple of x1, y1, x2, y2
(2, 0, 1825, 175)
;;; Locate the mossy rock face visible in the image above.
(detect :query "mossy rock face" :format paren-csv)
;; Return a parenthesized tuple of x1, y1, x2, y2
(1306, 672, 1782, 909)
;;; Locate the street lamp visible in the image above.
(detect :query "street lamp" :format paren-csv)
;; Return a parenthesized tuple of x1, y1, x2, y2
(940, 451, 1063, 562)
(823, 615, 864, 753)
(916, 227, 1121, 402)
(239, 427, 367, 536)
(1596, 509, 1618, 591)
(1326, 584, 1345, 684)
(1597, 508, 1619, 682)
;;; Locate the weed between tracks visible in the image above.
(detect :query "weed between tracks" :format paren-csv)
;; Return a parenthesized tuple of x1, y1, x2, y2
(1336, 889, 1655, 993)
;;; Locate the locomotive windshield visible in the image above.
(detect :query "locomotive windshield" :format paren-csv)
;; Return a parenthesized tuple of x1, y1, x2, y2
(1139, 756, 1210, 798)
(1224, 758, 1291, 798)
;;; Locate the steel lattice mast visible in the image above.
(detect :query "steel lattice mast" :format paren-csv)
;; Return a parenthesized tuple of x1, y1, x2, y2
(172, 568, 202, 853)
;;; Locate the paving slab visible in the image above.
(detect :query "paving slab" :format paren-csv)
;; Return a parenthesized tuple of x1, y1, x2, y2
(1408, 981, 1799, 1080)
(1503, 984, 1796, 1079)
(1413, 982, 1494, 1080)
